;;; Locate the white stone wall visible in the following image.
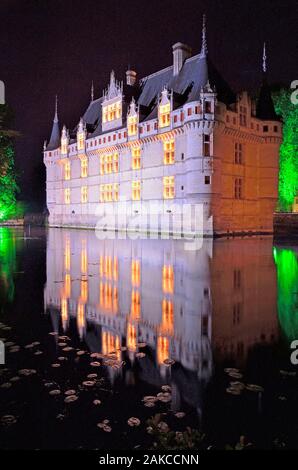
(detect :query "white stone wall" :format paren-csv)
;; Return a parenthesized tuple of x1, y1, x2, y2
(44, 90, 281, 236)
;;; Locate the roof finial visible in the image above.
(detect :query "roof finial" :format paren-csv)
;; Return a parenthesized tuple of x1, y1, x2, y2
(110, 70, 115, 85)
(54, 95, 58, 122)
(91, 81, 94, 101)
(262, 42, 267, 73)
(201, 14, 208, 57)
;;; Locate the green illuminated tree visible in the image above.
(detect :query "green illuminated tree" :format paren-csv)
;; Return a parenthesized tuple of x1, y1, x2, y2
(272, 89, 298, 211)
(0, 104, 21, 221)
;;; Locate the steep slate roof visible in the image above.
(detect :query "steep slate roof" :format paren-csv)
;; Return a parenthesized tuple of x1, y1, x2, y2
(47, 23, 277, 148)
(256, 77, 278, 121)
(256, 44, 278, 121)
(47, 116, 60, 150)
(76, 51, 235, 139)
(139, 54, 234, 106)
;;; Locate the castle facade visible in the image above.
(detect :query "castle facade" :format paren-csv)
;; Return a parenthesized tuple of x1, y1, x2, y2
(44, 18, 282, 236)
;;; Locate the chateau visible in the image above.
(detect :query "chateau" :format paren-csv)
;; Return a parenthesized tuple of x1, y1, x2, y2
(43, 17, 282, 236)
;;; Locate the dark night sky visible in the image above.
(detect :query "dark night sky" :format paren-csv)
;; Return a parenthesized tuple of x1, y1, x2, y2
(0, 0, 296, 207)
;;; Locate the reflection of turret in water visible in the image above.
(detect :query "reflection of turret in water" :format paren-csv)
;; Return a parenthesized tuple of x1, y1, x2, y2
(211, 239, 278, 365)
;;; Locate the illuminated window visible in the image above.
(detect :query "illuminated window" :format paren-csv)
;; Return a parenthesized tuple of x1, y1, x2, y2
(100, 184, 116, 202)
(61, 126, 68, 155)
(132, 181, 141, 201)
(80, 279, 88, 303)
(101, 256, 111, 278)
(127, 322, 137, 352)
(234, 178, 243, 199)
(113, 153, 119, 172)
(128, 115, 137, 136)
(64, 273, 71, 298)
(64, 188, 70, 204)
(157, 336, 169, 364)
(81, 240, 87, 274)
(77, 302, 85, 335)
(61, 140, 68, 155)
(162, 265, 174, 294)
(81, 157, 88, 177)
(163, 176, 175, 199)
(100, 153, 118, 175)
(102, 331, 120, 359)
(107, 184, 113, 202)
(64, 238, 70, 271)
(161, 299, 174, 335)
(64, 161, 71, 180)
(131, 260, 140, 287)
(163, 140, 175, 165)
(107, 154, 113, 173)
(159, 102, 170, 128)
(113, 257, 118, 281)
(99, 282, 118, 313)
(100, 155, 105, 175)
(113, 183, 119, 202)
(131, 290, 141, 319)
(77, 133, 85, 151)
(234, 142, 244, 164)
(103, 101, 122, 123)
(81, 186, 88, 203)
(100, 282, 112, 311)
(132, 147, 141, 169)
(100, 256, 118, 280)
(61, 297, 68, 327)
(158, 88, 171, 128)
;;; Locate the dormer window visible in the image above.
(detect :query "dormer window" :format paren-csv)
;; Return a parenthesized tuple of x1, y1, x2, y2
(77, 118, 86, 151)
(103, 101, 122, 123)
(127, 98, 138, 136)
(102, 71, 123, 131)
(61, 125, 69, 155)
(128, 115, 137, 135)
(159, 88, 171, 128)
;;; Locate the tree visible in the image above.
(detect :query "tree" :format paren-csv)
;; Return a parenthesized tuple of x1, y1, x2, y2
(272, 89, 298, 212)
(0, 104, 22, 221)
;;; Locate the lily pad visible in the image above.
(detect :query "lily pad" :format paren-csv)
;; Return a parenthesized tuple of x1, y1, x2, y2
(0, 415, 17, 426)
(127, 417, 141, 427)
(64, 395, 78, 403)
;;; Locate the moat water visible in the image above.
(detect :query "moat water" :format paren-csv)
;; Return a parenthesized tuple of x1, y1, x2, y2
(0, 226, 298, 449)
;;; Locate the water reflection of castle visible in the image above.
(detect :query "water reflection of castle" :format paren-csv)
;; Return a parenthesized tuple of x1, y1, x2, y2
(44, 229, 278, 405)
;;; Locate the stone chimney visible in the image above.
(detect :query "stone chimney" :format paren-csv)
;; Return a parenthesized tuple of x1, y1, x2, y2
(126, 70, 137, 86)
(172, 43, 192, 76)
